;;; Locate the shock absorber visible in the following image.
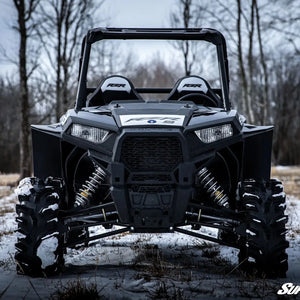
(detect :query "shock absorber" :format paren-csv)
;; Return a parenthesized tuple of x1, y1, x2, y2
(74, 165, 106, 207)
(197, 167, 229, 208)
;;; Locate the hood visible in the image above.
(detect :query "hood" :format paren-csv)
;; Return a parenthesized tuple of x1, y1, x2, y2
(81, 100, 236, 129)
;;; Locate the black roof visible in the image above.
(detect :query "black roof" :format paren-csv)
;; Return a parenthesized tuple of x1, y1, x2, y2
(86, 27, 226, 46)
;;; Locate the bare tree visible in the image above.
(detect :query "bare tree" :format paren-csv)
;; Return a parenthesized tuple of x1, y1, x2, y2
(87, 40, 131, 86)
(170, 0, 200, 76)
(171, 0, 300, 164)
(129, 56, 180, 99)
(236, 0, 254, 122)
(253, 2, 268, 124)
(193, 0, 276, 124)
(0, 77, 20, 173)
(37, 0, 100, 121)
(271, 56, 300, 165)
(13, 0, 40, 178)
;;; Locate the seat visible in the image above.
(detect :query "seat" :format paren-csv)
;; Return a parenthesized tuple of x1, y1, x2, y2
(87, 75, 143, 107)
(166, 76, 222, 107)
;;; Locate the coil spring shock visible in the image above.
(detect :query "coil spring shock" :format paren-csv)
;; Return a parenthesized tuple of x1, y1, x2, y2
(74, 165, 106, 207)
(197, 167, 229, 208)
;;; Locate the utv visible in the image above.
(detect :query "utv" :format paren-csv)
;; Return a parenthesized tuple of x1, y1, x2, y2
(15, 28, 288, 277)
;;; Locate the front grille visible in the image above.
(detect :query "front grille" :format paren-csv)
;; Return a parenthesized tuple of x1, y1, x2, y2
(121, 136, 183, 172)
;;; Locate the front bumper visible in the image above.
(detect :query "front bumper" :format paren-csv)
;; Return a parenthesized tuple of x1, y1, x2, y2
(110, 128, 197, 231)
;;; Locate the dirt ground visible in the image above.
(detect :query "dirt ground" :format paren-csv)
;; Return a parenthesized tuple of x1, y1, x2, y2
(271, 166, 300, 197)
(0, 173, 19, 187)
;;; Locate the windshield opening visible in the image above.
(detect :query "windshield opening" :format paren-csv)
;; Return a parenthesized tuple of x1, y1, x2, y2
(87, 39, 220, 100)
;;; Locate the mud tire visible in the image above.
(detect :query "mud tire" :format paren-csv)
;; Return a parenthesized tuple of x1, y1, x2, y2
(15, 177, 64, 277)
(238, 179, 289, 277)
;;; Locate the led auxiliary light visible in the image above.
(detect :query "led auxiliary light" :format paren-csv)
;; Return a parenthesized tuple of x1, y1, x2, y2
(195, 124, 233, 143)
(71, 124, 108, 143)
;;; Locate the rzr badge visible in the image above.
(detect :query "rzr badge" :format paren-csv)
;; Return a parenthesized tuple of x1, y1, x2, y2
(119, 114, 185, 126)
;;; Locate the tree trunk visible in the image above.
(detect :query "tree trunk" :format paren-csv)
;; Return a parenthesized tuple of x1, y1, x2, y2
(171, 0, 195, 76)
(55, 0, 64, 122)
(183, 0, 192, 76)
(237, 0, 254, 123)
(247, 0, 255, 123)
(184, 40, 191, 76)
(15, 0, 32, 178)
(255, 0, 269, 125)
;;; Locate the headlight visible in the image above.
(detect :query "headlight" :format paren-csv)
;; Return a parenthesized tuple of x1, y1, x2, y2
(195, 124, 233, 143)
(71, 124, 109, 143)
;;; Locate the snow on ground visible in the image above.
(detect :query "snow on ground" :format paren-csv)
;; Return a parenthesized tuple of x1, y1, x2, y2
(274, 166, 293, 171)
(285, 195, 300, 281)
(0, 189, 299, 299)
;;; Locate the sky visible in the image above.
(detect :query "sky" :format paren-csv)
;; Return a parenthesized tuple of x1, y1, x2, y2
(0, 0, 176, 76)
(101, 0, 175, 27)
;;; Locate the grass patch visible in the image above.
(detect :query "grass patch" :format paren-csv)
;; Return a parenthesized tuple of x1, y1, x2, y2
(236, 278, 279, 299)
(271, 166, 300, 197)
(0, 207, 16, 215)
(202, 247, 220, 259)
(50, 279, 106, 300)
(148, 281, 187, 300)
(0, 230, 14, 237)
(193, 240, 214, 250)
(133, 244, 170, 277)
(108, 231, 130, 240)
(0, 174, 19, 187)
(0, 186, 14, 198)
(0, 253, 15, 270)
(0, 193, 17, 216)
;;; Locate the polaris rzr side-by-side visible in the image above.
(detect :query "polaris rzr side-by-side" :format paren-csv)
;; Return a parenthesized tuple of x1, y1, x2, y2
(15, 28, 289, 277)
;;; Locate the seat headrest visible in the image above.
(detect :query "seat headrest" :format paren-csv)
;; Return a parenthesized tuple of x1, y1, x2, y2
(87, 75, 142, 107)
(166, 75, 222, 107)
(100, 76, 132, 94)
(176, 76, 209, 94)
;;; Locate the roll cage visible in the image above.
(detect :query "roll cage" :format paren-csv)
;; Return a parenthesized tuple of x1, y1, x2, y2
(75, 27, 230, 111)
